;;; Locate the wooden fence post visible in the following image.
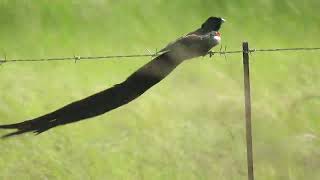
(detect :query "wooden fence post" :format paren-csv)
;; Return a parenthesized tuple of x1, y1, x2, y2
(242, 42, 254, 180)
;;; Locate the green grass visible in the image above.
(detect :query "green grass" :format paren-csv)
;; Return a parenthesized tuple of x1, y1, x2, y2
(0, 0, 320, 179)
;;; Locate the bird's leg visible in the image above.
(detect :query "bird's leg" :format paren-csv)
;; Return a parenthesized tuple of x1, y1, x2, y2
(223, 45, 227, 61)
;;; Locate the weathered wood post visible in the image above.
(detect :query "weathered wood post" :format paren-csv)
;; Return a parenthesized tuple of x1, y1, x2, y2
(242, 42, 254, 180)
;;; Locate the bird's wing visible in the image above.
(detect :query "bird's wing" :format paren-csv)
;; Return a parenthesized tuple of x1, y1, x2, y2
(0, 52, 184, 138)
(158, 36, 185, 53)
(159, 34, 203, 53)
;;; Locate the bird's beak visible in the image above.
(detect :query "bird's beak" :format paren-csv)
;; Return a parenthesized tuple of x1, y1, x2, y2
(221, 18, 226, 23)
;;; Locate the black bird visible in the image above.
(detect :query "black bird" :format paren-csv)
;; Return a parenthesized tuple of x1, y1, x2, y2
(0, 17, 225, 138)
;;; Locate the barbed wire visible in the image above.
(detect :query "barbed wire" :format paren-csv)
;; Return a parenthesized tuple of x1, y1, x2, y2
(0, 47, 320, 65)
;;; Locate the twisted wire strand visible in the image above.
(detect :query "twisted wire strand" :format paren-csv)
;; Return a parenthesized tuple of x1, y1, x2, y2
(0, 47, 320, 64)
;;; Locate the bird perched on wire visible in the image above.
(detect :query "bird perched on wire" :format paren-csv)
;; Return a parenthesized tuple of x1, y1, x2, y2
(0, 16, 225, 138)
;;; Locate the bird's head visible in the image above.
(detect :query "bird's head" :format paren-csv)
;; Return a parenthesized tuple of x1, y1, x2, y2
(201, 17, 225, 32)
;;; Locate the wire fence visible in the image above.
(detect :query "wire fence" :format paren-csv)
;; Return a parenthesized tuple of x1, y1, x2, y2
(1, 43, 320, 180)
(1, 47, 320, 65)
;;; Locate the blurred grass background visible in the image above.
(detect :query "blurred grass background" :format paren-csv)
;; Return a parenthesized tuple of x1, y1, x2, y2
(0, 0, 320, 179)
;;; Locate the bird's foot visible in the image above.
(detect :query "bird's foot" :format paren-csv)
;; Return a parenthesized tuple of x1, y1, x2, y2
(208, 51, 215, 58)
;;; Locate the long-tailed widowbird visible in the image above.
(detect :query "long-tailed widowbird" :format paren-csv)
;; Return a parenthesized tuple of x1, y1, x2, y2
(0, 17, 225, 138)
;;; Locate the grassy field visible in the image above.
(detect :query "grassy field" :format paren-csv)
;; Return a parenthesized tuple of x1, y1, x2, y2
(0, 0, 320, 179)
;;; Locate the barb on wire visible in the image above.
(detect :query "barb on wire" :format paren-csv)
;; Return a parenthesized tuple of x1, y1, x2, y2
(146, 48, 159, 59)
(0, 47, 319, 65)
(0, 54, 6, 66)
(74, 55, 81, 63)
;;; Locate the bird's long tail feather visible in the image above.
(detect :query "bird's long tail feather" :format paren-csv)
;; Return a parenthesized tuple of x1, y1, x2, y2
(0, 113, 56, 138)
(0, 52, 183, 138)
